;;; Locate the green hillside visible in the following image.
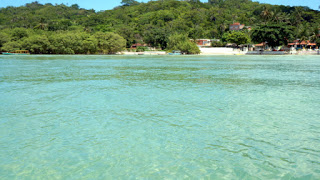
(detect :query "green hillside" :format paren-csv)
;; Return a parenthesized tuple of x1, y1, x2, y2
(0, 0, 319, 54)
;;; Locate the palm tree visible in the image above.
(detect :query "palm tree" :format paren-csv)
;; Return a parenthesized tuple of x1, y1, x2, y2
(35, 22, 48, 30)
(260, 6, 273, 24)
(219, 21, 228, 36)
(310, 33, 317, 43)
(272, 11, 290, 25)
(291, 7, 304, 26)
(248, 16, 256, 24)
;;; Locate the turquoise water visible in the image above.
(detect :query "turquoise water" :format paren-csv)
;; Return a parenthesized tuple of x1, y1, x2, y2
(0, 55, 319, 179)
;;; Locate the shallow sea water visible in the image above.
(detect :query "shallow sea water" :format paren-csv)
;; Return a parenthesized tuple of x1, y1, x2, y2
(0, 55, 320, 179)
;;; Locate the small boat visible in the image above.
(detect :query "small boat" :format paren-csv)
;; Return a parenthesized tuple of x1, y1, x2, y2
(2, 50, 30, 55)
(168, 50, 181, 55)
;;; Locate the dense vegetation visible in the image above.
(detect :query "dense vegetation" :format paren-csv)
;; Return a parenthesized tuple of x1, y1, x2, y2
(0, 0, 319, 54)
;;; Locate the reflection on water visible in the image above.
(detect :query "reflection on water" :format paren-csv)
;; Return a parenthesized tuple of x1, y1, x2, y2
(0, 55, 320, 179)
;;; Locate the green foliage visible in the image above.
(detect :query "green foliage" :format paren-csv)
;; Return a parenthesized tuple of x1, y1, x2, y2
(316, 38, 320, 46)
(167, 33, 200, 54)
(48, 19, 72, 31)
(0, 32, 10, 48)
(2, 41, 22, 52)
(11, 28, 29, 41)
(212, 41, 226, 47)
(0, 1, 319, 53)
(136, 46, 147, 52)
(94, 32, 126, 54)
(22, 34, 50, 54)
(121, 0, 139, 6)
(82, 36, 98, 54)
(222, 31, 251, 45)
(0, 29, 125, 54)
(143, 25, 167, 49)
(251, 24, 294, 47)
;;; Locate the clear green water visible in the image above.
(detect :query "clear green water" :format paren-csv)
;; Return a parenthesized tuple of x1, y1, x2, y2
(0, 55, 319, 179)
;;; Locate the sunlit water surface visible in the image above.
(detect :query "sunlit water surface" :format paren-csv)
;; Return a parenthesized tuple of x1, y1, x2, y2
(0, 55, 319, 179)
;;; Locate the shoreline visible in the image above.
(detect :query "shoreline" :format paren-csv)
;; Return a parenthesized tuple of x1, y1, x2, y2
(1, 54, 319, 56)
(124, 50, 320, 56)
(1, 51, 319, 56)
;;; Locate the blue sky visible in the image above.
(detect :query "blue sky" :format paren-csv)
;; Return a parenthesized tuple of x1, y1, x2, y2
(0, 0, 319, 11)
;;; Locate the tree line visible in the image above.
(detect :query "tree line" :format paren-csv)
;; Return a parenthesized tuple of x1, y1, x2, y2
(0, 0, 319, 54)
(0, 28, 126, 54)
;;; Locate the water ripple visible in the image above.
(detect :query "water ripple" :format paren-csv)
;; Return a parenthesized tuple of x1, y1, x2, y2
(1, 55, 320, 179)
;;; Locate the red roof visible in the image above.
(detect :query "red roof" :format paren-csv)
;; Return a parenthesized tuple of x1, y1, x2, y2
(255, 42, 266, 46)
(288, 40, 317, 46)
(300, 41, 307, 45)
(230, 22, 241, 25)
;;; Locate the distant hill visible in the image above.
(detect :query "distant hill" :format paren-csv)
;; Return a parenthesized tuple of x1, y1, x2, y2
(0, 0, 319, 53)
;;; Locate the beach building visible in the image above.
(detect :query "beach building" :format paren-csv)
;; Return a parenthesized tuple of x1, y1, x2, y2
(192, 39, 220, 47)
(194, 39, 213, 47)
(288, 40, 317, 50)
(254, 42, 268, 51)
(195, 39, 212, 46)
(130, 43, 148, 49)
(229, 22, 245, 31)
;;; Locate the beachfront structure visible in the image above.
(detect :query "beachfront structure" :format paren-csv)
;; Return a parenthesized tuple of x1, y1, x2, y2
(229, 22, 245, 31)
(192, 39, 220, 47)
(130, 43, 148, 49)
(254, 42, 268, 51)
(194, 39, 213, 47)
(288, 40, 317, 50)
(2, 50, 30, 55)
